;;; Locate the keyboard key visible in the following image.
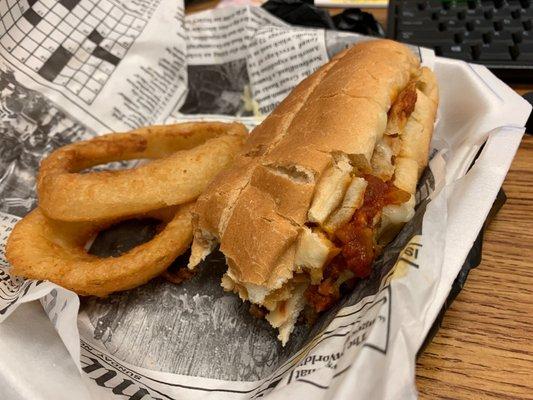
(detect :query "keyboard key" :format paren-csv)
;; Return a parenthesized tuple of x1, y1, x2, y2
(400, 9, 417, 19)
(514, 7, 533, 19)
(467, 19, 494, 31)
(454, 31, 465, 43)
(511, 8, 522, 19)
(460, 30, 484, 42)
(492, 40, 516, 47)
(498, 18, 515, 30)
(457, 31, 487, 45)
(476, 52, 512, 61)
(465, 8, 485, 19)
(493, 5, 512, 19)
(432, 8, 450, 19)
(516, 53, 533, 61)
(462, 39, 487, 47)
(512, 43, 533, 60)
(473, 43, 513, 61)
(398, 19, 434, 29)
(425, 5, 443, 16)
(520, 30, 533, 41)
(428, 0, 443, 7)
(438, 19, 466, 32)
(397, 24, 440, 33)
(519, 43, 533, 53)
(494, 20, 504, 30)
(484, 30, 514, 43)
(484, 8, 494, 19)
(399, 30, 455, 43)
(480, 4, 496, 15)
(402, 38, 458, 48)
(512, 31, 524, 42)
(522, 32, 533, 44)
(400, 8, 432, 20)
(436, 44, 473, 60)
(504, 17, 530, 31)
(400, 3, 419, 14)
(438, 15, 464, 24)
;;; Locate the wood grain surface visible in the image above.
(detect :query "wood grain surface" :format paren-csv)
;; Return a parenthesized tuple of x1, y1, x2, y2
(186, 3, 533, 397)
(416, 136, 533, 399)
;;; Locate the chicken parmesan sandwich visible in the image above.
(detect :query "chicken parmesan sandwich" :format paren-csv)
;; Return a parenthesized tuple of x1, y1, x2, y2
(188, 40, 439, 344)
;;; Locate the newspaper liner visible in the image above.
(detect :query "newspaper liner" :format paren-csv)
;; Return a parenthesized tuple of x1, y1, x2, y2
(0, 3, 530, 399)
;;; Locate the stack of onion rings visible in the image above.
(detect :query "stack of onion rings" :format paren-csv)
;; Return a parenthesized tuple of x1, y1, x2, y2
(6, 122, 247, 296)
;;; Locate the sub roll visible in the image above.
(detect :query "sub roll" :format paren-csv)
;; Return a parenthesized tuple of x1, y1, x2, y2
(188, 40, 439, 345)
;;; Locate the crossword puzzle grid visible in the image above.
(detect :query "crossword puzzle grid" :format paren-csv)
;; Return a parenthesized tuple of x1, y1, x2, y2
(0, 0, 147, 104)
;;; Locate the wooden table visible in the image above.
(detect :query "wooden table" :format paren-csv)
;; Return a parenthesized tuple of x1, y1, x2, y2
(416, 137, 533, 399)
(187, 3, 533, 397)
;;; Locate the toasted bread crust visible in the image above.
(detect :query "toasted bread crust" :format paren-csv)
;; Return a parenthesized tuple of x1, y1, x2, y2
(190, 40, 438, 343)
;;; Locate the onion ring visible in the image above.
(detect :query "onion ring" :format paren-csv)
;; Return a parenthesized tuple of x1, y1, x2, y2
(38, 122, 247, 221)
(6, 204, 194, 297)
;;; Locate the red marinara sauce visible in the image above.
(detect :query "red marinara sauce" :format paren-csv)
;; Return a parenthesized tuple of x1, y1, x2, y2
(305, 175, 410, 312)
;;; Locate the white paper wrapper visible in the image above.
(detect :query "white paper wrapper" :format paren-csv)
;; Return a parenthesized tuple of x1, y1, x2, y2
(0, 2, 530, 399)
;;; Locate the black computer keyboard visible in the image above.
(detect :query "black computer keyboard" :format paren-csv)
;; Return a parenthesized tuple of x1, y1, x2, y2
(387, 0, 533, 81)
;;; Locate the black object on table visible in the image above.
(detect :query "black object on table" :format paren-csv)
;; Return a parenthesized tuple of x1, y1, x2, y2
(263, 0, 384, 36)
(387, 0, 533, 82)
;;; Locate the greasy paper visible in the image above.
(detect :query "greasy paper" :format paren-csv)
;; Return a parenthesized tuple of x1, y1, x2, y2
(0, 2, 531, 400)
